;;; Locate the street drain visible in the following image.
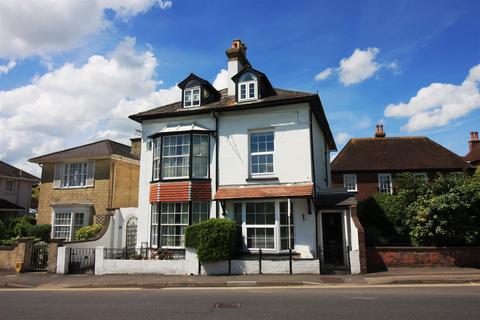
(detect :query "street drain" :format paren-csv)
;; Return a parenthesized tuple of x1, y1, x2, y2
(213, 302, 240, 309)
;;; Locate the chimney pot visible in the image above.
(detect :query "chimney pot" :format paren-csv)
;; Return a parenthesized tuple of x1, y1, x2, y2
(375, 124, 386, 138)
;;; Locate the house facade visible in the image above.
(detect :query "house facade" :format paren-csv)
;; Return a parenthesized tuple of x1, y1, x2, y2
(464, 131, 480, 170)
(128, 40, 364, 273)
(331, 125, 469, 201)
(29, 139, 140, 241)
(0, 161, 39, 225)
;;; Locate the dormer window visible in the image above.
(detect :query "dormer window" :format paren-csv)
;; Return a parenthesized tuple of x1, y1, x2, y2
(184, 80, 201, 107)
(238, 72, 257, 102)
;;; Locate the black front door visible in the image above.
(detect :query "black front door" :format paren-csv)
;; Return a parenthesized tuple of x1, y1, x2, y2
(321, 212, 344, 266)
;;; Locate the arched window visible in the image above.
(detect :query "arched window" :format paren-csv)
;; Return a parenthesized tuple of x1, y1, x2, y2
(125, 216, 138, 249)
(184, 80, 201, 107)
(238, 72, 258, 101)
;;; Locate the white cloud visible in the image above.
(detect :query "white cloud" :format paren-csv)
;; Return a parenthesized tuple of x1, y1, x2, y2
(384, 64, 480, 132)
(315, 48, 395, 86)
(338, 48, 380, 86)
(0, 0, 172, 59)
(0, 60, 16, 74)
(0, 37, 181, 175)
(314, 68, 333, 81)
(335, 132, 352, 145)
(212, 68, 229, 90)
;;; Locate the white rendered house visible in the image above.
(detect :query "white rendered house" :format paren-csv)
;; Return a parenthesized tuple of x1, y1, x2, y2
(128, 40, 366, 274)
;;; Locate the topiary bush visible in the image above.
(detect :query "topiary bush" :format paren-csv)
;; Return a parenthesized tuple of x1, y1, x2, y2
(29, 224, 51, 242)
(75, 224, 102, 241)
(185, 218, 237, 263)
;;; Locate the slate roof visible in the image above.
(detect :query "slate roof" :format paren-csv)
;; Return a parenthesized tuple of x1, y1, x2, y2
(129, 88, 337, 150)
(331, 137, 468, 172)
(0, 199, 24, 211)
(29, 139, 139, 164)
(0, 161, 39, 180)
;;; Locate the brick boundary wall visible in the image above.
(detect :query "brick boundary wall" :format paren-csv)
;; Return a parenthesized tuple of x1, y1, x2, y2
(367, 246, 480, 272)
(350, 205, 367, 273)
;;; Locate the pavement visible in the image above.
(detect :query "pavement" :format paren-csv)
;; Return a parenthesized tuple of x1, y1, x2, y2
(1, 267, 480, 289)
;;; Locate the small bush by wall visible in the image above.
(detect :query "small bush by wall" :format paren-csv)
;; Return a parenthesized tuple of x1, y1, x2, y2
(185, 219, 237, 263)
(29, 224, 51, 242)
(75, 224, 102, 241)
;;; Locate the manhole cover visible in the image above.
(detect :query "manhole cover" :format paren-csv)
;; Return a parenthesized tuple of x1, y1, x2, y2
(213, 302, 240, 309)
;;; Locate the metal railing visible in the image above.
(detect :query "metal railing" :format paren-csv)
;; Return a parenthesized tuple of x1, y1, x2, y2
(104, 247, 185, 260)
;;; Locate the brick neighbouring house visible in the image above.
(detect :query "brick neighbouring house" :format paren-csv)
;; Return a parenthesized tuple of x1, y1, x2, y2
(0, 161, 39, 225)
(464, 131, 480, 170)
(29, 139, 140, 241)
(331, 125, 469, 201)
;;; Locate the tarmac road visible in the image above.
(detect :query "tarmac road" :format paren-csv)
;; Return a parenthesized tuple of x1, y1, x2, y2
(1, 284, 479, 319)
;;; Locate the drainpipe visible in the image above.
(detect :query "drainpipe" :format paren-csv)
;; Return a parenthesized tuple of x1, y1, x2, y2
(212, 112, 220, 218)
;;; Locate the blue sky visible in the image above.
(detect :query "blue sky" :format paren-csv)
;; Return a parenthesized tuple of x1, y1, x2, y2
(1, 0, 479, 175)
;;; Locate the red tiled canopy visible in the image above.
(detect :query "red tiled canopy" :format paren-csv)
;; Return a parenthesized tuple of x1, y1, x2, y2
(214, 183, 313, 200)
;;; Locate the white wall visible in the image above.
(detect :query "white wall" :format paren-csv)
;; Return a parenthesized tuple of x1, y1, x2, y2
(311, 113, 330, 190)
(218, 104, 312, 185)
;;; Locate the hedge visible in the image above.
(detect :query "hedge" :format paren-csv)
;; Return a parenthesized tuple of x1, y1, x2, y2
(185, 218, 237, 262)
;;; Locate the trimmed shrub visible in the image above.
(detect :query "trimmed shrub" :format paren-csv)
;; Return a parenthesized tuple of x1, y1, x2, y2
(10, 215, 36, 238)
(29, 224, 51, 242)
(75, 224, 102, 241)
(185, 219, 237, 262)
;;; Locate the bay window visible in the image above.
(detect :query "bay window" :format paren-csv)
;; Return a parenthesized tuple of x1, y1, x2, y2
(280, 202, 294, 250)
(246, 202, 276, 249)
(151, 201, 211, 248)
(250, 131, 274, 175)
(152, 132, 210, 181)
(51, 208, 89, 241)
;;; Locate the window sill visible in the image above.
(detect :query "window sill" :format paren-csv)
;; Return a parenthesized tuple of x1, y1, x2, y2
(150, 178, 211, 184)
(246, 176, 279, 182)
(54, 186, 92, 190)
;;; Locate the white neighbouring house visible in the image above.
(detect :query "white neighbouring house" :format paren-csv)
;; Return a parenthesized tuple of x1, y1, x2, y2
(60, 40, 366, 275)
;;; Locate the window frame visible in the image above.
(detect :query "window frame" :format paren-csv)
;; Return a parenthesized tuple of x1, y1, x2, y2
(4, 180, 16, 193)
(343, 174, 357, 192)
(159, 202, 189, 249)
(151, 132, 210, 182)
(249, 130, 275, 177)
(378, 173, 393, 194)
(61, 162, 88, 189)
(183, 87, 201, 108)
(413, 172, 428, 183)
(51, 207, 89, 241)
(150, 201, 211, 249)
(233, 200, 293, 253)
(238, 80, 258, 102)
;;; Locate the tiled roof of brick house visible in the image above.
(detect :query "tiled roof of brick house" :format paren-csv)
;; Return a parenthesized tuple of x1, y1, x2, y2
(0, 161, 39, 180)
(29, 139, 139, 164)
(331, 137, 468, 172)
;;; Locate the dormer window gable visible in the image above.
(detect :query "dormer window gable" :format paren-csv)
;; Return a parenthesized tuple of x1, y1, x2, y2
(178, 73, 220, 108)
(231, 67, 276, 103)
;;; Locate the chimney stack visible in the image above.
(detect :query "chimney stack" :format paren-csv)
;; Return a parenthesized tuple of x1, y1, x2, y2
(375, 124, 386, 138)
(226, 39, 249, 96)
(130, 137, 141, 159)
(468, 131, 479, 152)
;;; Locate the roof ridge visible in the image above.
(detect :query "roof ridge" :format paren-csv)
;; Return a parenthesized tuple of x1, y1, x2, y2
(29, 139, 130, 162)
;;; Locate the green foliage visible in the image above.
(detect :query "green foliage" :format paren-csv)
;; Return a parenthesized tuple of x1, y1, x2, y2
(9, 215, 36, 238)
(359, 173, 480, 246)
(185, 218, 237, 262)
(75, 224, 102, 241)
(29, 224, 51, 242)
(405, 174, 480, 246)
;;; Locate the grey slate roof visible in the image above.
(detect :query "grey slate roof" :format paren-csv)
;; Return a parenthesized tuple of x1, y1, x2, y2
(129, 88, 337, 151)
(0, 161, 39, 180)
(29, 139, 138, 164)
